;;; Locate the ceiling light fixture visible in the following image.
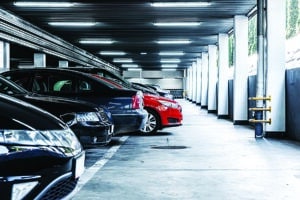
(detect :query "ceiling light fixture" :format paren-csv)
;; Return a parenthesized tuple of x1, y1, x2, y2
(79, 39, 114, 44)
(127, 68, 142, 71)
(14, 2, 75, 7)
(160, 59, 181, 63)
(159, 51, 185, 56)
(49, 22, 97, 27)
(150, 2, 211, 7)
(161, 64, 179, 68)
(156, 40, 191, 44)
(121, 64, 139, 68)
(153, 22, 201, 27)
(100, 51, 126, 55)
(113, 58, 133, 63)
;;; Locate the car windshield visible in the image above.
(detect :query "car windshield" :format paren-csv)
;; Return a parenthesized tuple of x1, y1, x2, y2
(0, 76, 27, 95)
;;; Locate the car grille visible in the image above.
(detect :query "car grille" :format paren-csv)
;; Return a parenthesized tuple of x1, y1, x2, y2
(37, 176, 78, 200)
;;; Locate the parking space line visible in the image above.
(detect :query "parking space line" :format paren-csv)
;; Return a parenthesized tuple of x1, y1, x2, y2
(75, 136, 129, 193)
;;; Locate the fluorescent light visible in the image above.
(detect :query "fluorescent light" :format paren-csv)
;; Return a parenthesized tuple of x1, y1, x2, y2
(153, 22, 201, 27)
(127, 68, 141, 71)
(79, 39, 114, 44)
(159, 51, 185, 56)
(122, 64, 139, 68)
(150, 2, 211, 7)
(100, 51, 126, 55)
(140, 52, 147, 55)
(49, 22, 97, 27)
(14, 2, 75, 7)
(160, 59, 181, 63)
(113, 58, 133, 63)
(156, 40, 191, 44)
(161, 64, 178, 68)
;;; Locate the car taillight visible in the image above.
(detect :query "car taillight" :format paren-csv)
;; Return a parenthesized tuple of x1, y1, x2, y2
(132, 91, 144, 109)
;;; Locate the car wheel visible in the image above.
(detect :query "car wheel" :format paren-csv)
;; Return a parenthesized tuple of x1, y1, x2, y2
(141, 109, 160, 134)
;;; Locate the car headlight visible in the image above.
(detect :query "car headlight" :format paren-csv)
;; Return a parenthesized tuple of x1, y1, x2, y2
(158, 100, 179, 108)
(76, 112, 99, 122)
(0, 128, 81, 150)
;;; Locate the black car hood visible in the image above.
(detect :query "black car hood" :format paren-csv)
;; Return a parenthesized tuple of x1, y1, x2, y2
(0, 94, 67, 130)
(13, 93, 99, 115)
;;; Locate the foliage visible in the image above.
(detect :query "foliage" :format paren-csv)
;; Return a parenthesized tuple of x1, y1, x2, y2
(286, 0, 299, 38)
(248, 15, 257, 55)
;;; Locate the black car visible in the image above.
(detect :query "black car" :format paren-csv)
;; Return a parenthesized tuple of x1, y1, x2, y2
(1, 68, 148, 135)
(69, 67, 157, 94)
(0, 93, 85, 200)
(0, 75, 113, 147)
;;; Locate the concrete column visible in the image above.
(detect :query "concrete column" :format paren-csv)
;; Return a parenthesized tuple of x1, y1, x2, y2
(265, 0, 285, 133)
(208, 45, 217, 112)
(196, 58, 202, 105)
(34, 53, 46, 67)
(192, 61, 197, 103)
(0, 41, 10, 72)
(217, 33, 229, 118)
(201, 52, 208, 108)
(233, 15, 248, 124)
(58, 60, 69, 68)
(187, 67, 193, 100)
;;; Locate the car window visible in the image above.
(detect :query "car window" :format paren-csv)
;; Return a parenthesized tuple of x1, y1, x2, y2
(4, 73, 31, 89)
(32, 73, 76, 94)
(78, 80, 92, 91)
(32, 75, 48, 93)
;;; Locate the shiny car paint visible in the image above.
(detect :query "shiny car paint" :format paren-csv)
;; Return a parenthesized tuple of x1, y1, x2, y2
(0, 75, 113, 146)
(0, 93, 84, 200)
(1, 68, 148, 135)
(87, 75, 183, 134)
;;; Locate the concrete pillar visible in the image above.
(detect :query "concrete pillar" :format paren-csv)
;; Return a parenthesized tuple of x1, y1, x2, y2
(265, 0, 285, 133)
(34, 53, 46, 67)
(187, 67, 193, 100)
(201, 52, 208, 108)
(0, 41, 10, 72)
(192, 61, 197, 103)
(58, 60, 69, 68)
(208, 45, 217, 112)
(233, 15, 248, 124)
(196, 58, 202, 105)
(217, 33, 229, 118)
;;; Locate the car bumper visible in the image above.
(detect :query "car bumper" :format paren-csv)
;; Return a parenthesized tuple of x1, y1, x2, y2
(72, 123, 114, 146)
(160, 107, 183, 128)
(112, 109, 148, 134)
(0, 150, 85, 200)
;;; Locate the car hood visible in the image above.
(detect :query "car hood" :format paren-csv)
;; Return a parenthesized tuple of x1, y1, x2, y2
(0, 94, 67, 130)
(13, 93, 99, 114)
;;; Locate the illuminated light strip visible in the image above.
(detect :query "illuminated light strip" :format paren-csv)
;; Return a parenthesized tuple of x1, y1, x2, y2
(156, 40, 191, 44)
(49, 22, 97, 27)
(153, 22, 201, 26)
(100, 51, 126, 55)
(14, 2, 75, 7)
(150, 2, 211, 7)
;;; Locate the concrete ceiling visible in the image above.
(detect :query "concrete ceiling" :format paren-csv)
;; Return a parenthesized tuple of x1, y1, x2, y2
(0, 1, 257, 70)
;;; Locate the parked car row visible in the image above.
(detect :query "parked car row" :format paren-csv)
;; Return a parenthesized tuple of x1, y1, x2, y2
(0, 75, 113, 147)
(67, 67, 183, 133)
(0, 66, 183, 199)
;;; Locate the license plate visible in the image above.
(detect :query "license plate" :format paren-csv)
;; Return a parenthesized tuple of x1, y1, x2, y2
(74, 152, 85, 179)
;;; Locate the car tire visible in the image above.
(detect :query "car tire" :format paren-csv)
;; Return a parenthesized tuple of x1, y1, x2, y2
(140, 109, 160, 134)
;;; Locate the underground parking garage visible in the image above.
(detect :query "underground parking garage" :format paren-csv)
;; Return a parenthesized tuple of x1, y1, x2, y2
(1, 1, 300, 199)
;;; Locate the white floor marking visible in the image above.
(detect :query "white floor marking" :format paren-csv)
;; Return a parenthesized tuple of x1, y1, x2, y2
(74, 136, 129, 193)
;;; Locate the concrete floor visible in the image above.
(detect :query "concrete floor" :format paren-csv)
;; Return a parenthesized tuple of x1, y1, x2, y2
(72, 99, 300, 200)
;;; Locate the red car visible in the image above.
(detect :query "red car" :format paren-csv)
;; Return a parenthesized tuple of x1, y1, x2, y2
(90, 74, 183, 134)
